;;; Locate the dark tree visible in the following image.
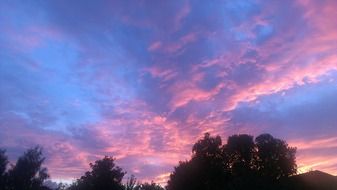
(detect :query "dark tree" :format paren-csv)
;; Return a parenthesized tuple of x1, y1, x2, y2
(255, 134, 297, 179)
(166, 161, 199, 190)
(225, 134, 256, 174)
(7, 146, 50, 190)
(0, 149, 8, 190)
(192, 133, 222, 159)
(223, 134, 258, 189)
(192, 133, 229, 189)
(167, 133, 298, 190)
(0, 149, 7, 177)
(69, 156, 125, 190)
(167, 133, 229, 190)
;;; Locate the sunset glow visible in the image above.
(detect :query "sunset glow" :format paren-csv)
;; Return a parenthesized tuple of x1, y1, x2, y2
(0, 0, 337, 184)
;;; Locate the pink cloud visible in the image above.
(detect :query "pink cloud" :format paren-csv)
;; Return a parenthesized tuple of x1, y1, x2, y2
(168, 71, 225, 110)
(143, 66, 177, 82)
(3, 24, 63, 51)
(148, 32, 198, 54)
(191, 0, 337, 112)
(289, 136, 337, 175)
(60, 99, 199, 183)
(148, 41, 162, 52)
(0, 113, 91, 181)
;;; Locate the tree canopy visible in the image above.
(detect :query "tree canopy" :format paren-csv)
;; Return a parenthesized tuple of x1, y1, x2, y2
(255, 133, 297, 179)
(167, 133, 297, 190)
(68, 156, 126, 190)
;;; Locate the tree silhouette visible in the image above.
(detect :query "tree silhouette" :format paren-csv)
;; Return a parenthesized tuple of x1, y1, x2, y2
(7, 146, 50, 190)
(192, 133, 222, 159)
(167, 133, 229, 190)
(225, 134, 256, 175)
(223, 134, 258, 189)
(255, 134, 297, 179)
(167, 133, 298, 190)
(0, 149, 8, 190)
(192, 133, 230, 190)
(69, 156, 125, 190)
(0, 149, 7, 176)
(166, 160, 199, 190)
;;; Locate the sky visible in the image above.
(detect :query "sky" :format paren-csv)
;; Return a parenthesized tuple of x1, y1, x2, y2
(0, 0, 337, 184)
